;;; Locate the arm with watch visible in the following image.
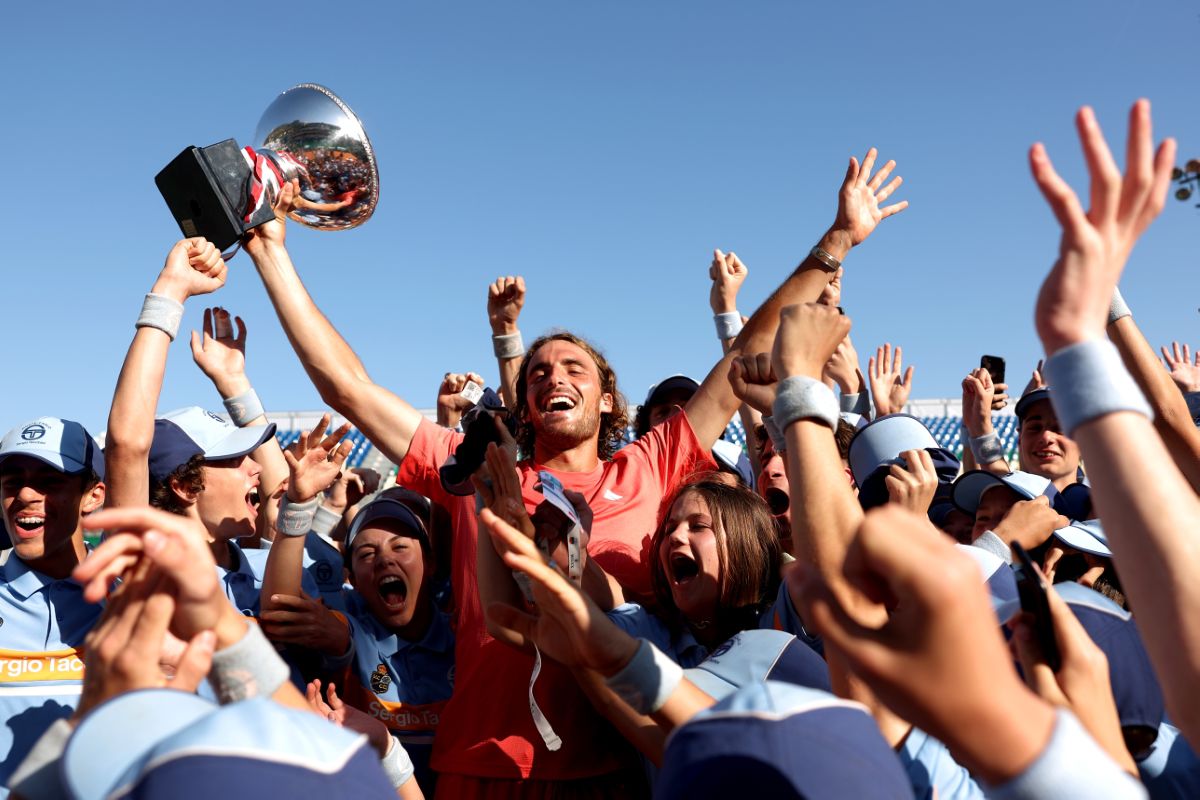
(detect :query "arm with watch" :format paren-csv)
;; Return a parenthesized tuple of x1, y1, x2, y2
(683, 148, 909, 451)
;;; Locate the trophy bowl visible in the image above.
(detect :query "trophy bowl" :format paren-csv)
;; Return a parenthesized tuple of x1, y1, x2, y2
(254, 83, 380, 231)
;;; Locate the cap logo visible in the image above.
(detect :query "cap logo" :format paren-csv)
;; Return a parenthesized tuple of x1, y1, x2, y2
(370, 663, 391, 694)
(20, 424, 46, 441)
(204, 411, 225, 424)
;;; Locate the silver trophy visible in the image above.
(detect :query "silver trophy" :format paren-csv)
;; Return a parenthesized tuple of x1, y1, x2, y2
(156, 84, 379, 250)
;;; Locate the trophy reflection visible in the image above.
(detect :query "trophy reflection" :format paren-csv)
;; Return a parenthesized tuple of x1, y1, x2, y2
(156, 83, 379, 251)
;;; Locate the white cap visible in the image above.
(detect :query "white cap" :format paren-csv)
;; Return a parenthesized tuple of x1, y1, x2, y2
(0, 417, 104, 478)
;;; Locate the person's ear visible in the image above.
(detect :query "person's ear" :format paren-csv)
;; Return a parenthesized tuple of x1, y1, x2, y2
(81, 481, 106, 514)
(600, 393, 614, 414)
(169, 475, 200, 507)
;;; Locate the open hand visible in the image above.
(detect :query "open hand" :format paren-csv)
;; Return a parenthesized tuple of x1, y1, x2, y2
(190, 307, 249, 398)
(868, 343, 915, 416)
(832, 149, 909, 248)
(284, 413, 353, 503)
(1032, 101, 1176, 355)
(1161, 341, 1200, 393)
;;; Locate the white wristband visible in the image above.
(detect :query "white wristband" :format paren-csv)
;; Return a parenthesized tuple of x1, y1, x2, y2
(135, 293, 185, 341)
(605, 639, 683, 716)
(713, 311, 743, 341)
(1042, 339, 1153, 437)
(208, 623, 289, 704)
(969, 431, 1005, 465)
(380, 735, 416, 789)
(277, 495, 321, 537)
(1108, 287, 1132, 323)
(222, 388, 265, 426)
(762, 415, 787, 453)
(309, 504, 341, 537)
(773, 375, 840, 433)
(493, 331, 525, 359)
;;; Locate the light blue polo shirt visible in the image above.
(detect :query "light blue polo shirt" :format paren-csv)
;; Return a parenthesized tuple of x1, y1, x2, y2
(0, 554, 101, 796)
(607, 604, 709, 667)
(223, 542, 319, 617)
(339, 591, 454, 796)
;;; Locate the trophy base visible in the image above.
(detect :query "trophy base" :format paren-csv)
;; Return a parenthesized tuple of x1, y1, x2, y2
(155, 139, 275, 251)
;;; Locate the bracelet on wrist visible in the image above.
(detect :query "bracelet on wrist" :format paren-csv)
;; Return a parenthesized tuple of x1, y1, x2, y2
(135, 293, 185, 341)
(809, 245, 842, 272)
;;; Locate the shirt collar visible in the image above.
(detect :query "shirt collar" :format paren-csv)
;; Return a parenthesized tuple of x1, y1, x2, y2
(373, 609, 454, 659)
(4, 553, 59, 600)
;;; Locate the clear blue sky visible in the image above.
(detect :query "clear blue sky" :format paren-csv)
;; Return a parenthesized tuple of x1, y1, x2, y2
(3, 1, 1197, 435)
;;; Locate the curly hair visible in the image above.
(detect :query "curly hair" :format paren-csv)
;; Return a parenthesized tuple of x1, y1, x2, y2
(150, 454, 206, 516)
(511, 332, 629, 461)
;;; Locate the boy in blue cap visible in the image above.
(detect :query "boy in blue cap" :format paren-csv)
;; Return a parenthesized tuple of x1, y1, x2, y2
(0, 416, 105, 795)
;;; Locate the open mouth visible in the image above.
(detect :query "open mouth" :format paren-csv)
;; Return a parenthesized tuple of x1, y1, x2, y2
(1032, 450, 1059, 461)
(540, 394, 578, 414)
(378, 575, 408, 610)
(764, 488, 790, 515)
(12, 516, 45, 539)
(669, 553, 699, 585)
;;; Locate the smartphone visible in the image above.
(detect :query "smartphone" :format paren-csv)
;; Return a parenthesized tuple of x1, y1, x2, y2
(1012, 542, 1061, 672)
(980, 355, 1006, 386)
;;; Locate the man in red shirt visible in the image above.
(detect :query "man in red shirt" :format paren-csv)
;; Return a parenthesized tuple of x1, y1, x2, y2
(246, 153, 905, 798)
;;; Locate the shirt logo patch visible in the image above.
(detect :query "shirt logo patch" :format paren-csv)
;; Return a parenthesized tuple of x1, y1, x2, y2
(602, 490, 623, 501)
(370, 663, 391, 694)
(20, 424, 46, 441)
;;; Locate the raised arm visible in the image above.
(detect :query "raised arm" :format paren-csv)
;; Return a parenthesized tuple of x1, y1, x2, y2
(707, 251, 762, 477)
(106, 240, 227, 508)
(487, 276, 526, 410)
(1028, 100, 1200, 739)
(1106, 312, 1200, 492)
(244, 182, 424, 465)
(190, 307, 289, 515)
(259, 418, 352, 656)
(685, 149, 908, 449)
(961, 367, 1012, 475)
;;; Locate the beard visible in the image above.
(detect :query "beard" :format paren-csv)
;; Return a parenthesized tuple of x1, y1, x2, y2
(533, 400, 604, 455)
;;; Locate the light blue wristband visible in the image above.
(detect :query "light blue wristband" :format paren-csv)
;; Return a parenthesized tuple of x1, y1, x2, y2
(969, 431, 1005, 465)
(223, 388, 265, 426)
(605, 639, 682, 715)
(1042, 339, 1152, 437)
(773, 375, 840, 433)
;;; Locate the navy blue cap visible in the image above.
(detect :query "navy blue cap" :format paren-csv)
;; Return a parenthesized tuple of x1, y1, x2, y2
(148, 407, 276, 483)
(1016, 387, 1052, 421)
(684, 629, 831, 701)
(1056, 582, 1164, 733)
(658, 681, 912, 800)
